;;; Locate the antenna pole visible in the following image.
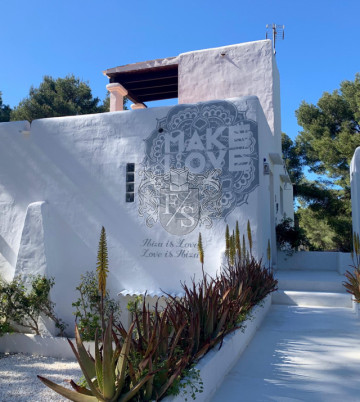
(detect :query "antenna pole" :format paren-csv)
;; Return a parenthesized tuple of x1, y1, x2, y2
(273, 24, 276, 55)
(266, 23, 285, 55)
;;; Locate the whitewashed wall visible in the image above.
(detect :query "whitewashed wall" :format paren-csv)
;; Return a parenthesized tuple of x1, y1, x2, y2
(178, 40, 282, 154)
(0, 121, 31, 282)
(0, 96, 282, 331)
(351, 147, 360, 238)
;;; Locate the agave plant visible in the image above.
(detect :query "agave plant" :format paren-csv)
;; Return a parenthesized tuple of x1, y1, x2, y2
(38, 317, 153, 402)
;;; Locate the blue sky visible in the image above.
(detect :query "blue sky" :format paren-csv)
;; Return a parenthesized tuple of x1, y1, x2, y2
(1, 0, 359, 141)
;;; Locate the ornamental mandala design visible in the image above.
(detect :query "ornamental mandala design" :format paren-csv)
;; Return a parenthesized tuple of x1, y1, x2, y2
(138, 100, 259, 235)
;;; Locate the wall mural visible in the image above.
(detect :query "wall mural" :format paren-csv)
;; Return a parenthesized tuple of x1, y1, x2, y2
(138, 100, 259, 236)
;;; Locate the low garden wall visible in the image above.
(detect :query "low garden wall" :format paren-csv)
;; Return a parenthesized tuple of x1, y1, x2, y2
(277, 250, 352, 274)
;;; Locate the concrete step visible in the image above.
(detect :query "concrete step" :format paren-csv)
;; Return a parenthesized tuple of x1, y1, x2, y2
(275, 270, 346, 293)
(272, 290, 353, 308)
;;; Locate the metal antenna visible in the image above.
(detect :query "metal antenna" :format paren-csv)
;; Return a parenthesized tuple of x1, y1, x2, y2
(266, 24, 285, 55)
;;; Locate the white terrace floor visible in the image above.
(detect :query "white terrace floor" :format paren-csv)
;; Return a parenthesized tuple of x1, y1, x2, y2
(211, 304, 360, 402)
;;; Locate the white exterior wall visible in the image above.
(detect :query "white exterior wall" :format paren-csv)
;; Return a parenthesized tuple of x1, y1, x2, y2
(178, 40, 282, 154)
(0, 96, 278, 331)
(351, 147, 360, 238)
(271, 163, 294, 224)
(0, 121, 31, 282)
(282, 178, 294, 222)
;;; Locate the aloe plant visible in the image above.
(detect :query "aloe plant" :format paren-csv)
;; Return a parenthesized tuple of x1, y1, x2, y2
(38, 318, 153, 401)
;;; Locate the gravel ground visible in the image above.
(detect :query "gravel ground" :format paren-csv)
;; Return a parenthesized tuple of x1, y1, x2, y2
(0, 353, 82, 401)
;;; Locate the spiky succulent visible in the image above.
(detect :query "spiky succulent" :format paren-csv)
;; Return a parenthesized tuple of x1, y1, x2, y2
(38, 319, 152, 402)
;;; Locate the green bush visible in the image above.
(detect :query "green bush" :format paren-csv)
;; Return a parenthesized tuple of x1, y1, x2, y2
(0, 275, 66, 336)
(276, 217, 309, 254)
(72, 270, 121, 341)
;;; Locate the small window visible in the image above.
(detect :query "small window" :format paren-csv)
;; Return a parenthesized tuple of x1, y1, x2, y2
(126, 173, 135, 183)
(126, 193, 134, 202)
(126, 163, 135, 203)
(126, 183, 134, 192)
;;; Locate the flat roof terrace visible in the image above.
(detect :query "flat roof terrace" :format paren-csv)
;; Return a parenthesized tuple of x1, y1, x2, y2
(103, 56, 179, 105)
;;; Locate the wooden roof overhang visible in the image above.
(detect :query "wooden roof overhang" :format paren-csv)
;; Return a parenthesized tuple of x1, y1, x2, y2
(103, 57, 179, 104)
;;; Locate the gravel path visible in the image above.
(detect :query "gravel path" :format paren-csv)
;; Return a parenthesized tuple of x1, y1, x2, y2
(0, 353, 82, 401)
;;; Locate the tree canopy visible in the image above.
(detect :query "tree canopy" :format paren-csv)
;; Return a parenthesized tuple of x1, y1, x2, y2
(0, 92, 11, 122)
(10, 75, 109, 122)
(296, 73, 360, 189)
(283, 74, 360, 251)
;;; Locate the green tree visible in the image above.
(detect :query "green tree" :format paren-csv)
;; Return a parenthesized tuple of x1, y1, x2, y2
(296, 207, 338, 251)
(296, 74, 360, 189)
(282, 133, 303, 186)
(102, 91, 128, 111)
(285, 74, 360, 251)
(0, 92, 11, 122)
(10, 75, 108, 122)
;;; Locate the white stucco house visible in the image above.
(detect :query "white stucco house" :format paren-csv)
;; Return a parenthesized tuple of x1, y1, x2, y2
(0, 39, 293, 331)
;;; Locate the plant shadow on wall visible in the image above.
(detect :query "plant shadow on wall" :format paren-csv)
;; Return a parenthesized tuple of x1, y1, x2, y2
(38, 223, 277, 401)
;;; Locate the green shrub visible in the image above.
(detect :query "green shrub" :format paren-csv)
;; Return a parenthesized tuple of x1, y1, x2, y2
(72, 270, 121, 341)
(0, 275, 66, 336)
(276, 217, 309, 254)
